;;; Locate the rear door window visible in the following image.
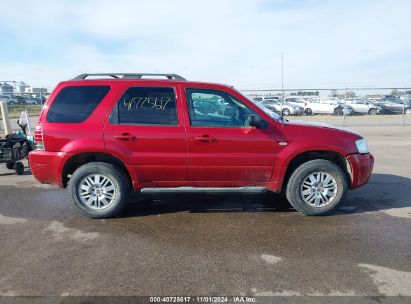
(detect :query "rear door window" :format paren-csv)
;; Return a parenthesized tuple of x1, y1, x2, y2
(47, 86, 110, 123)
(110, 87, 177, 126)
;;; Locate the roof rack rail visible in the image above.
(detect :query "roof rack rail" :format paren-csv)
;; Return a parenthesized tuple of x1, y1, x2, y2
(72, 73, 186, 81)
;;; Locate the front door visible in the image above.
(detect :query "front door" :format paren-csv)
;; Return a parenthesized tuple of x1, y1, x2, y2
(181, 87, 278, 184)
(104, 85, 187, 185)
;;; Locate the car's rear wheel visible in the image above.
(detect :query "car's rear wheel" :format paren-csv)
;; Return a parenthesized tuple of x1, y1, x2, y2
(285, 159, 348, 215)
(368, 108, 378, 115)
(304, 108, 312, 115)
(69, 162, 131, 218)
(282, 108, 291, 116)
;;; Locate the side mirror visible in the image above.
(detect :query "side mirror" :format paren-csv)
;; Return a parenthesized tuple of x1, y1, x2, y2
(249, 114, 268, 129)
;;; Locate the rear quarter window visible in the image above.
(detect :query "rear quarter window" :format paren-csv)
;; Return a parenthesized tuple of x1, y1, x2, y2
(47, 86, 110, 123)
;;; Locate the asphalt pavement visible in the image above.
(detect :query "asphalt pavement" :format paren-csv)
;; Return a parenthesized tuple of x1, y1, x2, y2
(0, 126, 410, 302)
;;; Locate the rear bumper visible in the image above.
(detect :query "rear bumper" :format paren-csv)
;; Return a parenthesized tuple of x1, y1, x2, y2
(347, 153, 374, 189)
(28, 151, 71, 187)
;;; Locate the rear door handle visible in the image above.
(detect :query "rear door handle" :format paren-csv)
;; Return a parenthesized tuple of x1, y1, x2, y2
(189, 135, 216, 143)
(114, 133, 137, 141)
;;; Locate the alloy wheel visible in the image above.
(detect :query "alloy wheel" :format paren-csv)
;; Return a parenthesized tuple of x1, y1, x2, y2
(300, 171, 338, 207)
(78, 174, 116, 210)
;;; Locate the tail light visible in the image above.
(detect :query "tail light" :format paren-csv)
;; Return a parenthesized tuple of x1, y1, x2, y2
(34, 125, 45, 150)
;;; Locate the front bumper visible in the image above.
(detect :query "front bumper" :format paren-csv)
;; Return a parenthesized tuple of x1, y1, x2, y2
(346, 153, 374, 189)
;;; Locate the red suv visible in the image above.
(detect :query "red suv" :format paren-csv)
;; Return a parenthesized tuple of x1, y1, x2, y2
(29, 73, 374, 218)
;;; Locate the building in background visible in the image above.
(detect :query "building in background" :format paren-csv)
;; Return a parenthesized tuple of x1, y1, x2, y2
(14, 81, 29, 93)
(0, 82, 14, 95)
(25, 86, 48, 96)
(0, 81, 48, 98)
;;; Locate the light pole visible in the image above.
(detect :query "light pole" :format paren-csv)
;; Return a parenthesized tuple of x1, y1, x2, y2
(281, 52, 284, 115)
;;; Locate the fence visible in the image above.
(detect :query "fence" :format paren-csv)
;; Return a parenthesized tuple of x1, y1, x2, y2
(242, 87, 411, 127)
(1, 88, 411, 135)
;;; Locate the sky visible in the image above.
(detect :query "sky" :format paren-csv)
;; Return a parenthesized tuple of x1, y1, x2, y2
(0, 0, 410, 91)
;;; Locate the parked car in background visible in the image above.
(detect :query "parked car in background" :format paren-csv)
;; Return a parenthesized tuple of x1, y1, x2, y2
(251, 96, 281, 103)
(0, 95, 14, 104)
(27, 97, 42, 104)
(284, 96, 308, 107)
(251, 97, 264, 103)
(192, 97, 237, 119)
(12, 96, 28, 104)
(345, 99, 383, 115)
(304, 98, 354, 115)
(262, 99, 304, 116)
(372, 99, 411, 114)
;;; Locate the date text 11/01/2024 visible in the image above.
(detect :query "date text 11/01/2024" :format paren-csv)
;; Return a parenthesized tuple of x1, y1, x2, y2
(149, 296, 257, 303)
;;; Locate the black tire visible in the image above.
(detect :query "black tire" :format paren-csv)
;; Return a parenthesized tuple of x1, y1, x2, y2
(334, 108, 343, 116)
(282, 108, 291, 116)
(15, 162, 24, 175)
(6, 161, 15, 170)
(285, 159, 348, 216)
(305, 108, 312, 115)
(69, 162, 131, 219)
(368, 108, 378, 115)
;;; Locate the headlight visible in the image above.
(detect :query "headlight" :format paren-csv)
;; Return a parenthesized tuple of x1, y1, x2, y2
(355, 139, 369, 154)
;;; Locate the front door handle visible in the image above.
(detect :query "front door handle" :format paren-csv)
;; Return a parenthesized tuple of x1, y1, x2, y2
(189, 135, 216, 143)
(114, 133, 137, 142)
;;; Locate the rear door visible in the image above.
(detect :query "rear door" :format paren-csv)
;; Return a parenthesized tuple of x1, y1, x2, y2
(356, 100, 368, 113)
(104, 84, 187, 185)
(318, 100, 335, 113)
(308, 99, 322, 113)
(181, 86, 278, 184)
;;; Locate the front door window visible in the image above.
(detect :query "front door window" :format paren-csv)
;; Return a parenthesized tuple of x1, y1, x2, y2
(186, 88, 256, 128)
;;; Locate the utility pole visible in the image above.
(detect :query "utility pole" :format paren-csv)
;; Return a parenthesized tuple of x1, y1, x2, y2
(281, 52, 284, 113)
(343, 83, 348, 127)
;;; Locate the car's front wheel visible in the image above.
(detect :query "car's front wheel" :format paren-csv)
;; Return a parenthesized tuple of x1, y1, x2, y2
(368, 108, 378, 115)
(69, 162, 131, 218)
(282, 108, 291, 116)
(285, 160, 348, 215)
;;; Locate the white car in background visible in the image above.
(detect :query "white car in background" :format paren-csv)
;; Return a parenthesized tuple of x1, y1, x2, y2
(262, 99, 304, 116)
(304, 98, 354, 115)
(345, 99, 382, 115)
(284, 96, 308, 107)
